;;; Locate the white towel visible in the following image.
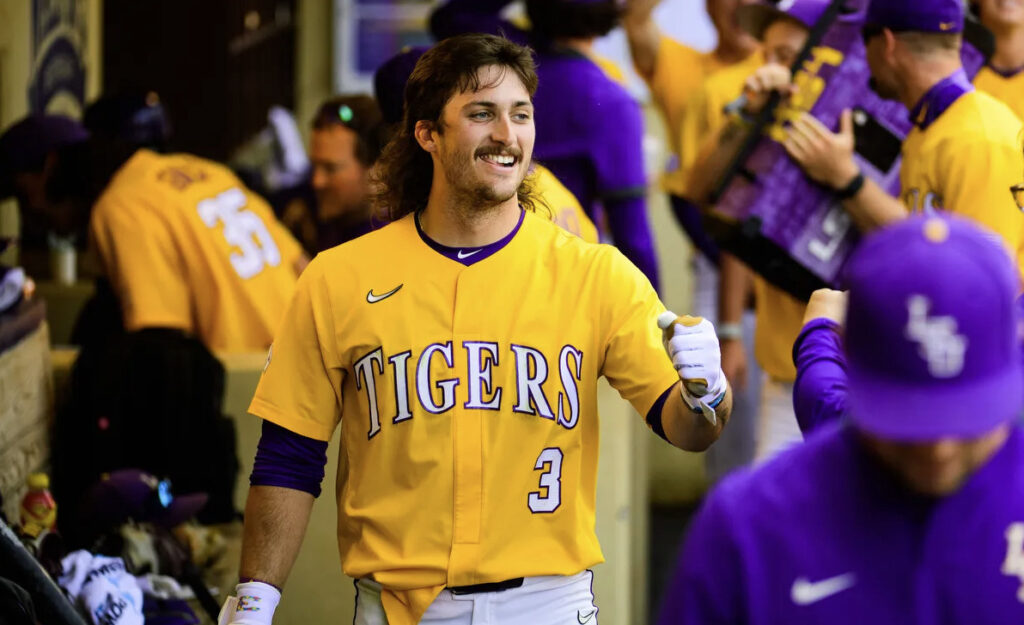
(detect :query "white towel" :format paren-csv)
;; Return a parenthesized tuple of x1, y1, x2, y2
(58, 550, 143, 625)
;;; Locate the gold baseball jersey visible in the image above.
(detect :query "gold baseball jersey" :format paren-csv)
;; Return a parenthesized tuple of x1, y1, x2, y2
(900, 89, 1024, 278)
(250, 210, 678, 624)
(530, 164, 599, 244)
(974, 65, 1024, 122)
(90, 149, 304, 352)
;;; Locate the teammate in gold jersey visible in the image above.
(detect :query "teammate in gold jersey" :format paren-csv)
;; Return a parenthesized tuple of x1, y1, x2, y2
(973, 0, 1024, 122)
(783, 0, 1024, 277)
(222, 34, 732, 625)
(0, 114, 305, 352)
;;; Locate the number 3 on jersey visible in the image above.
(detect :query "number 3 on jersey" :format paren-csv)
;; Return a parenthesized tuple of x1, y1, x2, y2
(528, 448, 563, 513)
(198, 188, 281, 279)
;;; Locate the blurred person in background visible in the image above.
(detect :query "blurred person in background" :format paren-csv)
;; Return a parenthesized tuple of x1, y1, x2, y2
(684, 0, 833, 464)
(280, 95, 388, 253)
(973, 0, 1024, 120)
(661, 215, 1024, 625)
(623, 0, 765, 481)
(0, 109, 306, 352)
(431, 0, 661, 290)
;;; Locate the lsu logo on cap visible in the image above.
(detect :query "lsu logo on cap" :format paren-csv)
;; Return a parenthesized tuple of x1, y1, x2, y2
(905, 295, 968, 378)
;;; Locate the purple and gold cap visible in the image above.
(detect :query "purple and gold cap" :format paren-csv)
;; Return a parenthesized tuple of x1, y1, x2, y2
(845, 215, 1023, 442)
(866, 0, 964, 34)
(737, 0, 833, 38)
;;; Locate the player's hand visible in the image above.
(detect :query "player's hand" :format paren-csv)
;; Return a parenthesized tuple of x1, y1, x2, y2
(657, 312, 728, 425)
(742, 63, 796, 114)
(720, 338, 748, 392)
(783, 110, 859, 190)
(802, 288, 848, 327)
(218, 581, 281, 625)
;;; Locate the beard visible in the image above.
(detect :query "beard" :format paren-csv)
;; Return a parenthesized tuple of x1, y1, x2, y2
(439, 143, 525, 210)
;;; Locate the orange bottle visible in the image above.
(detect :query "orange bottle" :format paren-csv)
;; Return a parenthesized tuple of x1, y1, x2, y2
(19, 473, 57, 538)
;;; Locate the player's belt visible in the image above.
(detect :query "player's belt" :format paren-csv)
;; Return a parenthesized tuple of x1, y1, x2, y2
(447, 578, 524, 595)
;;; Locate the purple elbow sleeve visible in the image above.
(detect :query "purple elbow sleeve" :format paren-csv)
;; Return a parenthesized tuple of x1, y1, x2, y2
(250, 420, 329, 498)
(792, 318, 850, 435)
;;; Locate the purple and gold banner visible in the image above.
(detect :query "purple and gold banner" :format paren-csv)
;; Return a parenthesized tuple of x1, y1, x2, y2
(707, 0, 990, 300)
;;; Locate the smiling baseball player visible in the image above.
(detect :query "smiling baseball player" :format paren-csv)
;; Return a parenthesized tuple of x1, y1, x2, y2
(220, 33, 732, 625)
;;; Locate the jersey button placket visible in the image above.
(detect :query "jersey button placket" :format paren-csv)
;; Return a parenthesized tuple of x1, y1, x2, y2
(449, 269, 483, 583)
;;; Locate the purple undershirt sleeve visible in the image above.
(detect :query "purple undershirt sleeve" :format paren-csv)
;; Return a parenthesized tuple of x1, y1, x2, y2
(604, 194, 661, 293)
(645, 384, 676, 443)
(792, 317, 850, 436)
(250, 420, 329, 498)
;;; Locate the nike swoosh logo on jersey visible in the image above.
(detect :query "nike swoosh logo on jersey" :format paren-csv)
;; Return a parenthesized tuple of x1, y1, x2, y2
(366, 285, 403, 303)
(577, 609, 597, 624)
(457, 249, 481, 259)
(791, 573, 856, 605)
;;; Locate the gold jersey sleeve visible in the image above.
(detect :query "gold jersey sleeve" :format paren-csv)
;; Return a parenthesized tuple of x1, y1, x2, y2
(90, 149, 303, 352)
(530, 164, 600, 244)
(900, 91, 1024, 278)
(248, 211, 678, 624)
(973, 66, 1024, 122)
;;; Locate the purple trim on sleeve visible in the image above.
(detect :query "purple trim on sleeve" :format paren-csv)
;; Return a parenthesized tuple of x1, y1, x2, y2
(792, 318, 850, 436)
(250, 420, 329, 498)
(603, 194, 661, 293)
(414, 209, 525, 266)
(645, 384, 676, 443)
(908, 69, 973, 130)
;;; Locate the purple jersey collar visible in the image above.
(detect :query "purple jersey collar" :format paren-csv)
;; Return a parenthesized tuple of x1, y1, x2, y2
(986, 62, 1024, 79)
(415, 209, 525, 266)
(908, 69, 973, 130)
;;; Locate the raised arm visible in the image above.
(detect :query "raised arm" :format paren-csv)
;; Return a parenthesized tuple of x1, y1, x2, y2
(622, 0, 664, 81)
(792, 289, 850, 435)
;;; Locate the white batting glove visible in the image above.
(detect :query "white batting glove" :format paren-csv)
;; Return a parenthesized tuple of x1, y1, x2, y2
(218, 581, 281, 625)
(657, 311, 728, 426)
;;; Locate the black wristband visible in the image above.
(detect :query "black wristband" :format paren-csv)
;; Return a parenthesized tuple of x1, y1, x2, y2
(834, 171, 865, 200)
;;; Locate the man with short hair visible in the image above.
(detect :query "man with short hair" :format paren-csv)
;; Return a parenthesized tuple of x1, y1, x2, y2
(283, 95, 388, 253)
(783, 0, 1024, 271)
(662, 215, 1024, 624)
(221, 33, 731, 625)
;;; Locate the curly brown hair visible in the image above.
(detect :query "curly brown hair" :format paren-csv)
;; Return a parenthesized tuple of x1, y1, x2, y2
(372, 33, 540, 221)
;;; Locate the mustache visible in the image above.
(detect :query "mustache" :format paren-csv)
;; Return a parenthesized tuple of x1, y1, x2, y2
(474, 146, 523, 160)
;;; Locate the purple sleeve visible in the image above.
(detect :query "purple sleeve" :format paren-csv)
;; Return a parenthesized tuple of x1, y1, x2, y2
(604, 194, 661, 293)
(429, 0, 529, 46)
(668, 193, 720, 265)
(792, 318, 849, 436)
(593, 90, 647, 198)
(250, 420, 329, 498)
(659, 489, 744, 624)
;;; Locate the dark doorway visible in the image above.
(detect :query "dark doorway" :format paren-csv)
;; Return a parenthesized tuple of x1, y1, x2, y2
(102, 0, 297, 161)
